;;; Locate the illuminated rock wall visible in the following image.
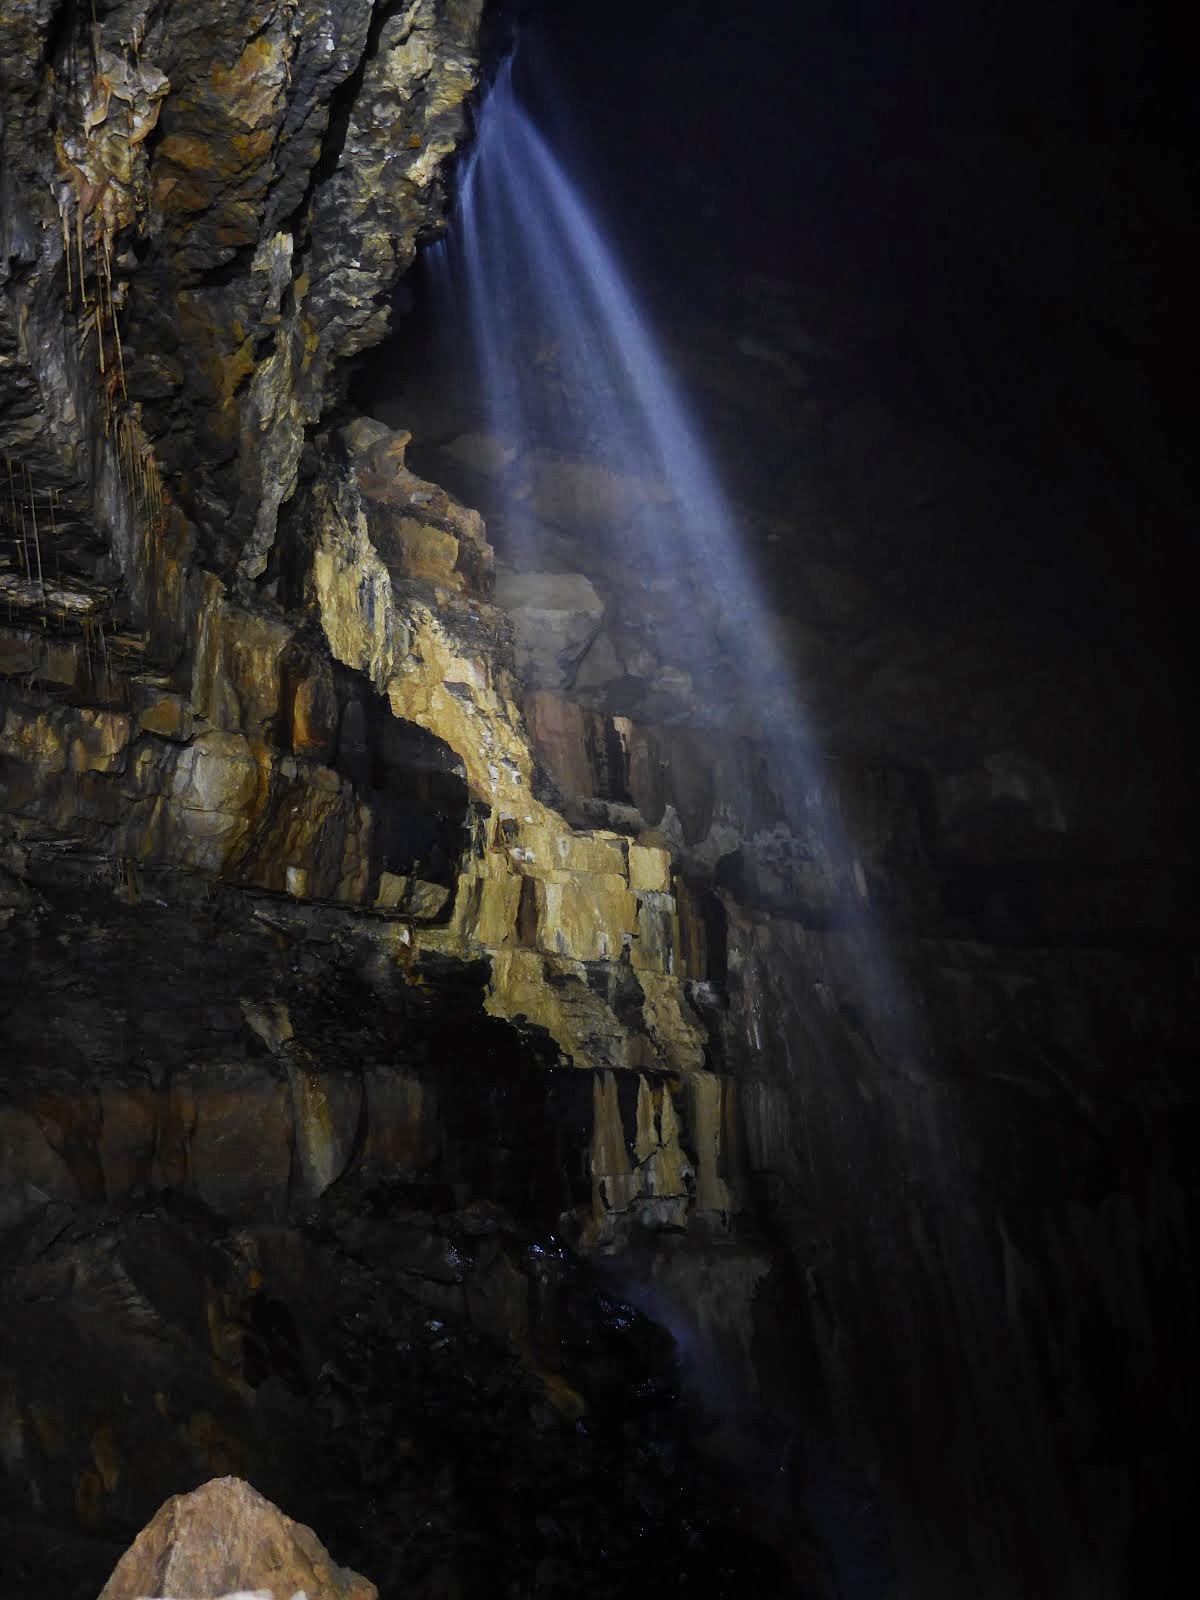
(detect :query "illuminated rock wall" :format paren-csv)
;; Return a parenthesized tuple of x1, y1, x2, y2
(0, 6, 1194, 1599)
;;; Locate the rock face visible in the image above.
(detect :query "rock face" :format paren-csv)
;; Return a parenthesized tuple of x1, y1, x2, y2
(0, 5, 1195, 1600)
(99, 1476, 377, 1600)
(493, 568, 606, 691)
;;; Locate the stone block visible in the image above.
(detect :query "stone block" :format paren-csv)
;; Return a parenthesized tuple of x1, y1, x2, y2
(132, 678, 194, 742)
(288, 663, 338, 761)
(629, 842, 671, 892)
(523, 689, 593, 799)
(442, 430, 517, 477)
(42, 638, 86, 690)
(191, 590, 291, 737)
(166, 731, 259, 869)
(68, 709, 132, 774)
(375, 872, 450, 918)
(458, 862, 522, 947)
(493, 568, 605, 690)
(537, 877, 636, 962)
(684, 1072, 734, 1215)
(388, 514, 462, 582)
(631, 891, 676, 974)
(527, 450, 656, 535)
(0, 629, 37, 677)
(590, 1071, 637, 1216)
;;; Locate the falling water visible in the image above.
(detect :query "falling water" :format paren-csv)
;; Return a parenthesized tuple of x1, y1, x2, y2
(425, 53, 918, 1064)
(413, 49, 1105, 1599)
(448, 61, 739, 583)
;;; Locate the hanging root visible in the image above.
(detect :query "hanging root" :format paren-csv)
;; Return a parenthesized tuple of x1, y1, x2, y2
(93, 234, 106, 374)
(76, 200, 87, 310)
(50, 488, 64, 622)
(8, 458, 30, 581)
(111, 286, 128, 401)
(4, 458, 19, 558)
(25, 465, 46, 620)
(97, 616, 110, 701)
(61, 199, 74, 310)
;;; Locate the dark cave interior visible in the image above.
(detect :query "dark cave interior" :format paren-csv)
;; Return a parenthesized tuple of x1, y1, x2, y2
(0, 2, 1194, 1598)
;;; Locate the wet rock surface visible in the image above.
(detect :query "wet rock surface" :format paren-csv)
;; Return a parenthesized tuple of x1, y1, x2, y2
(0, 859, 804, 1595)
(1, 967, 804, 1599)
(1, 4, 1196, 1599)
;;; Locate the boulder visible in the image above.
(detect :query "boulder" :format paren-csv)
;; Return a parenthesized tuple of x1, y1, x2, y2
(526, 451, 659, 535)
(493, 568, 605, 689)
(441, 430, 517, 477)
(97, 1476, 377, 1600)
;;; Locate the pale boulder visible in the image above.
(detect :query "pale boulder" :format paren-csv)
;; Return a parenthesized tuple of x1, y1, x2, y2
(98, 1476, 376, 1600)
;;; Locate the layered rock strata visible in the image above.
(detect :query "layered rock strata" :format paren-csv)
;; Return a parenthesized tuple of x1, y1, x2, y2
(1, 1, 726, 1246)
(1, 5, 1195, 1600)
(4, 32, 761, 1598)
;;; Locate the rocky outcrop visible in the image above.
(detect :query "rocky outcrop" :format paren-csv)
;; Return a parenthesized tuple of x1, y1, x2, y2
(1, 19, 762, 1590)
(0, 1117, 801, 1599)
(99, 1476, 377, 1600)
(0, 0, 720, 1110)
(0, 408, 718, 1118)
(1, 0, 483, 677)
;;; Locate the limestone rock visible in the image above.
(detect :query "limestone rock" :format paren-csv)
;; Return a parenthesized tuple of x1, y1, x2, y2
(345, 418, 493, 595)
(301, 426, 707, 1073)
(526, 451, 660, 536)
(98, 1476, 376, 1600)
(442, 431, 518, 477)
(375, 872, 451, 917)
(493, 568, 606, 689)
(572, 625, 625, 691)
(131, 679, 195, 743)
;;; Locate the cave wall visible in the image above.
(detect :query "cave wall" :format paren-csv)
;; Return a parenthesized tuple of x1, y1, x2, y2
(1, 5, 1195, 1599)
(0, 0, 720, 1164)
(2, 18, 752, 1588)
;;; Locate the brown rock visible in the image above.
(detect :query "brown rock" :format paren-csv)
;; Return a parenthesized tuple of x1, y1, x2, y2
(523, 689, 593, 799)
(139, 696, 196, 743)
(159, 1064, 292, 1220)
(0, 1104, 78, 1227)
(98, 1475, 377, 1600)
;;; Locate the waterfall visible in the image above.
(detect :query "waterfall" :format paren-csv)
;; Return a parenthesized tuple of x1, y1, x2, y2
(424, 50, 919, 1069)
(414, 63, 947, 1592)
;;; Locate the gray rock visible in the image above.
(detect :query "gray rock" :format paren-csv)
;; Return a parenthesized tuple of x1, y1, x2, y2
(526, 450, 660, 536)
(441, 431, 518, 477)
(493, 568, 605, 689)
